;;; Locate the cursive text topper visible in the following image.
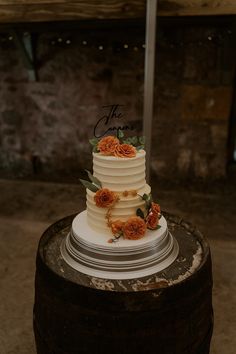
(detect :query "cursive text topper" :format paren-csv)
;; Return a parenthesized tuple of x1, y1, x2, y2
(93, 104, 134, 138)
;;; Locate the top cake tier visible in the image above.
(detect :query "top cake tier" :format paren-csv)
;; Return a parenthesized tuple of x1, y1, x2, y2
(93, 150, 146, 192)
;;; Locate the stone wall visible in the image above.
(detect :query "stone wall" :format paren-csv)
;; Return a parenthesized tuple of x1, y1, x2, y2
(0, 20, 234, 181)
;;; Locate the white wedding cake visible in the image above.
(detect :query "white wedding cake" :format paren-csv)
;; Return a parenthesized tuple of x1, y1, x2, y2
(61, 135, 178, 279)
(87, 150, 150, 234)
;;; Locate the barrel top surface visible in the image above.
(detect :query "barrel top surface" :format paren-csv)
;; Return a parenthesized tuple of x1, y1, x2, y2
(38, 211, 210, 292)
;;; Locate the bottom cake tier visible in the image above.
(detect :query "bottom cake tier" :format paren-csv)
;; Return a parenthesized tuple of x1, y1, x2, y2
(61, 210, 179, 279)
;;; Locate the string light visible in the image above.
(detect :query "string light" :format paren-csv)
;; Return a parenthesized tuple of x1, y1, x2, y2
(0, 28, 234, 50)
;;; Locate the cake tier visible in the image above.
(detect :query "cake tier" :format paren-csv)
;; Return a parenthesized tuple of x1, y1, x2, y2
(88, 149, 149, 233)
(93, 150, 146, 192)
(86, 184, 151, 233)
(61, 211, 179, 279)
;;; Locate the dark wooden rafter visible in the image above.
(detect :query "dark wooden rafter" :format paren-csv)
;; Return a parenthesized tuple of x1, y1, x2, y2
(0, 1, 236, 23)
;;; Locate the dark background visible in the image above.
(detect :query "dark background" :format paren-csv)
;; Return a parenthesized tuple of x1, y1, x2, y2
(0, 17, 236, 182)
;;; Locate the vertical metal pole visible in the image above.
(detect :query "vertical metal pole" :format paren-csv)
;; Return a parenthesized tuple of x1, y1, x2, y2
(143, 0, 158, 182)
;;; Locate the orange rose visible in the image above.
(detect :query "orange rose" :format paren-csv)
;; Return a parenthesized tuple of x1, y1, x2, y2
(146, 212, 159, 230)
(111, 220, 124, 235)
(114, 144, 136, 158)
(151, 202, 161, 215)
(94, 188, 117, 208)
(123, 216, 146, 240)
(97, 136, 119, 155)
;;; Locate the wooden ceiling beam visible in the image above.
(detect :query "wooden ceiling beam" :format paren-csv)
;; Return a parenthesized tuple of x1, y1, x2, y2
(0, 1, 236, 24)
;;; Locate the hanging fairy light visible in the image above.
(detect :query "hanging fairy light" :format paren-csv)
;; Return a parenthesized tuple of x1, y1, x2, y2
(0, 26, 234, 50)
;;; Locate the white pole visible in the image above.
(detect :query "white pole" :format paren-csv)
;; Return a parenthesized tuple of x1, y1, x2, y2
(143, 0, 158, 182)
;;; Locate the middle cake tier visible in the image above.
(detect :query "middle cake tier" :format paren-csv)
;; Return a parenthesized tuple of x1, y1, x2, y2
(86, 184, 151, 233)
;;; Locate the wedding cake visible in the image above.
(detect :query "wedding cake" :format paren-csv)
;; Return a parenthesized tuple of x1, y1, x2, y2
(61, 134, 179, 279)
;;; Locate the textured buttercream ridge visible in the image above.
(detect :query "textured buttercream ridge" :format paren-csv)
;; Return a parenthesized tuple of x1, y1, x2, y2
(87, 194, 146, 208)
(93, 150, 147, 192)
(93, 149, 146, 162)
(86, 149, 151, 233)
(86, 184, 151, 199)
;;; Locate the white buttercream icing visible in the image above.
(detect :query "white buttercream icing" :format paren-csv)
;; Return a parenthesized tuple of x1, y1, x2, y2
(86, 150, 152, 233)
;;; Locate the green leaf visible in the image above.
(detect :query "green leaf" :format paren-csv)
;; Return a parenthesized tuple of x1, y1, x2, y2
(117, 130, 124, 139)
(123, 136, 139, 147)
(143, 193, 152, 212)
(123, 138, 131, 144)
(142, 192, 152, 202)
(136, 145, 144, 151)
(142, 193, 149, 201)
(89, 138, 99, 146)
(79, 179, 99, 192)
(85, 170, 102, 188)
(139, 136, 145, 145)
(136, 208, 145, 219)
(131, 136, 138, 145)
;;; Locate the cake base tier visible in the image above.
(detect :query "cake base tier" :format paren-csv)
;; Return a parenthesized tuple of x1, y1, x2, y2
(61, 210, 179, 279)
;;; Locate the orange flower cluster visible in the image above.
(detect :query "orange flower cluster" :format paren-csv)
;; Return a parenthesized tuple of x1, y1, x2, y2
(111, 217, 146, 240)
(94, 186, 161, 241)
(111, 220, 124, 235)
(94, 188, 117, 208)
(146, 202, 161, 230)
(97, 136, 119, 156)
(114, 144, 136, 158)
(123, 217, 146, 240)
(97, 136, 136, 158)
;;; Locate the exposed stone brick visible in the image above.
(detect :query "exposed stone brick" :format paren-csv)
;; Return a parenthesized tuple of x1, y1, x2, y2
(0, 25, 234, 180)
(2, 110, 23, 126)
(180, 85, 233, 121)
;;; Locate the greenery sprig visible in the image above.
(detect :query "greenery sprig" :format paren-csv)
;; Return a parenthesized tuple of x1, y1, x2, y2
(136, 192, 162, 230)
(80, 169, 102, 192)
(118, 130, 145, 150)
(89, 138, 99, 152)
(89, 131, 145, 152)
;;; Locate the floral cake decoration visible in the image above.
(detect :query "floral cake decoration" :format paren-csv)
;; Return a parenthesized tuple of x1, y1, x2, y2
(80, 133, 161, 243)
(89, 130, 145, 158)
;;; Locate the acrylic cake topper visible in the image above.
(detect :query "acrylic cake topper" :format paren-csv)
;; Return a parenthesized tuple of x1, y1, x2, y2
(93, 104, 135, 138)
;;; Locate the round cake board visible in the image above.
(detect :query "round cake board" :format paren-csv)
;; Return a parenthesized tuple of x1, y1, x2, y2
(61, 211, 179, 280)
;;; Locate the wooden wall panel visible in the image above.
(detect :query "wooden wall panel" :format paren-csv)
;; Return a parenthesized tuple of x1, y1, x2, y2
(0, 1, 145, 23)
(0, 0, 235, 23)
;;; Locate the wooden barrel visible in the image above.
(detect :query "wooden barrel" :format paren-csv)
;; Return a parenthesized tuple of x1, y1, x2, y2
(33, 212, 213, 354)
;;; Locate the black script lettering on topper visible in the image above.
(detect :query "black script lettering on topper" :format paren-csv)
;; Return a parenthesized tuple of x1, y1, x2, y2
(93, 104, 134, 138)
